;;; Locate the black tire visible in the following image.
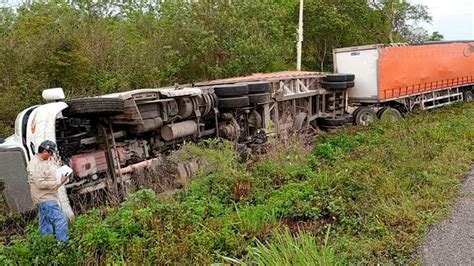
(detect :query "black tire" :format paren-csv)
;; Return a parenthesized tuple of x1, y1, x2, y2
(377, 107, 402, 120)
(321, 81, 348, 90)
(351, 107, 362, 122)
(319, 125, 341, 131)
(346, 81, 355, 88)
(323, 74, 347, 82)
(344, 115, 353, 124)
(218, 96, 249, 109)
(354, 107, 377, 126)
(213, 84, 248, 97)
(464, 90, 473, 101)
(345, 74, 355, 81)
(320, 117, 346, 127)
(65, 97, 125, 117)
(249, 93, 270, 104)
(248, 82, 271, 93)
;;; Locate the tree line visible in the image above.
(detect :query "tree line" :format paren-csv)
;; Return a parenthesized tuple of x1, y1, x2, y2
(0, 0, 440, 134)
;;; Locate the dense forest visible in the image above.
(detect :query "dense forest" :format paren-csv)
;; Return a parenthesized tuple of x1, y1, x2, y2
(0, 0, 440, 135)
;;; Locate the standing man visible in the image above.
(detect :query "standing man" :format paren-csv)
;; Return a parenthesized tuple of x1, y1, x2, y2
(27, 140, 69, 242)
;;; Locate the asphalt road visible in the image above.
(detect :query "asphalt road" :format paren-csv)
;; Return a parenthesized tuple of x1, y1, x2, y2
(419, 167, 474, 265)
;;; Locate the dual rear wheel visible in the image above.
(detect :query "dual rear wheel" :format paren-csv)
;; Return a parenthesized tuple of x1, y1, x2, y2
(353, 106, 402, 126)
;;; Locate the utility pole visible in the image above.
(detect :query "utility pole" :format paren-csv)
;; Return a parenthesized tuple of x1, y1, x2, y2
(296, 0, 304, 71)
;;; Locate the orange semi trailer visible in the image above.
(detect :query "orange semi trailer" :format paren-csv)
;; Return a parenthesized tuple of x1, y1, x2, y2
(334, 41, 474, 125)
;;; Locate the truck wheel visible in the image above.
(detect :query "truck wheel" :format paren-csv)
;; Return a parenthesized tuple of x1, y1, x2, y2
(248, 82, 271, 93)
(249, 93, 270, 104)
(351, 107, 362, 123)
(213, 84, 248, 97)
(464, 90, 473, 101)
(377, 107, 402, 120)
(323, 74, 347, 82)
(218, 96, 249, 109)
(354, 107, 376, 126)
(320, 117, 346, 126)
(65, 97, 125, 117)
(345, 74, 355, 81)
(321, 81, 348, 89)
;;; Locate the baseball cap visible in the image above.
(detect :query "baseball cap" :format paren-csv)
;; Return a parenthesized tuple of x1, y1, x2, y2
(39, 140, 58, 154)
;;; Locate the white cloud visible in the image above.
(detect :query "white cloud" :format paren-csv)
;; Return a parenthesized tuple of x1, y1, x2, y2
(409, 0, 474, 40)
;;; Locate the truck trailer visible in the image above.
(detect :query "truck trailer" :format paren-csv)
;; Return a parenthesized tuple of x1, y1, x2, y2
(333, 41, 474, 125)
(0, 41, 473, 215)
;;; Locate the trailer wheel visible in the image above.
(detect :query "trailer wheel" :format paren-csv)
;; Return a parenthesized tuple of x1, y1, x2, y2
(218, 96, 249, 109)
(323, 74, 347, 82)
(249, 93, 270, 104)
(464, 90, 473, 101)
(213, 84, 249, 97)
(319, 124, 340, 132)
(345, 74, 355, 81)
(248, 82, 271, 93)
(351, 107, 362, 123)
(377, 107, 402, 120)
(321, 81, 348, 90)
(65, 97, 125, 117)
(319, 117, 346, 126)
(354, 107, 376, 126)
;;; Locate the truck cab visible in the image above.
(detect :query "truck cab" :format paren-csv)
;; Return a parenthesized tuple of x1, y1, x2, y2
(0, 88, 67, 212)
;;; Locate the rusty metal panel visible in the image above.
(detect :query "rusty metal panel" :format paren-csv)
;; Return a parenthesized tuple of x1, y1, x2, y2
(0, 149, 34, 212)
(378, 42, 474, 99)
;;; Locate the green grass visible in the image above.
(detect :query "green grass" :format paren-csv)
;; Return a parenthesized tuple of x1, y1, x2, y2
(1, 102, 473, 264)
(224, 227, 346, 265)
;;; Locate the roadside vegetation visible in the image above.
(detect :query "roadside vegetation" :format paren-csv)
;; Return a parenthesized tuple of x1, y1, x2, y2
(1, 102, 472, 264)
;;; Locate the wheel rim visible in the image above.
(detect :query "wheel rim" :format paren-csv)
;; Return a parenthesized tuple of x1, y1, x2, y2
(360, 111, 375, 126)
(380, 108, 401, 120)
(466, 92, 473, 101)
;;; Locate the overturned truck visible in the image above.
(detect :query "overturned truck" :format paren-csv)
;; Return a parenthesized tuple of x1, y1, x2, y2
(0, 71, 353, 214)
(2, 41, 473, 215)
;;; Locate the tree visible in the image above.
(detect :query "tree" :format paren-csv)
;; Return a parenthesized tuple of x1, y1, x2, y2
(0, 0, 438, 131)
(428, 31, 444, 41)
(370, 0, 432, 42)
(302, 0, 386, 71)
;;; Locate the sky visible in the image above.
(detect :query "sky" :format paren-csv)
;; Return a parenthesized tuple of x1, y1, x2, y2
(409, 0, 474, 40)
